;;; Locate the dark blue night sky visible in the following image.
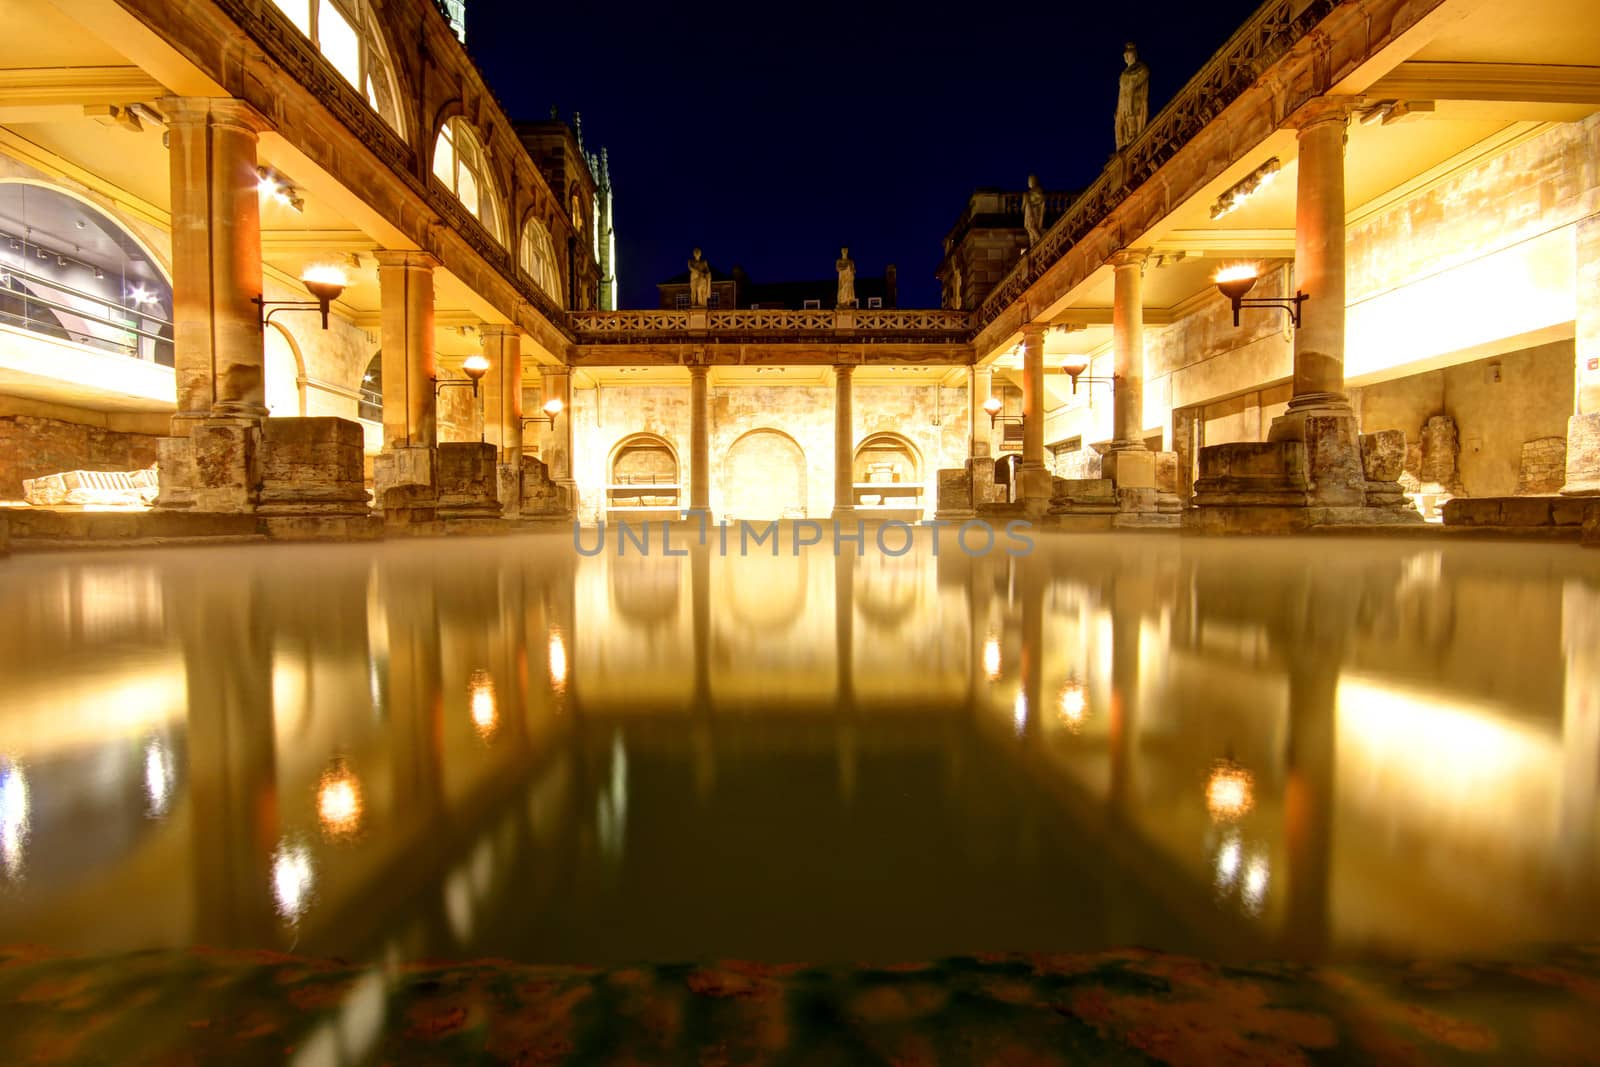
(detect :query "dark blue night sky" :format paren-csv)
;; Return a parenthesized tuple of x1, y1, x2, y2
(467, 0, 1265, 309)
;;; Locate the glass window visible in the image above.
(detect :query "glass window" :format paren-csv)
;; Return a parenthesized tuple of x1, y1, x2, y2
(518, 217, 561, 301)
(270, 0, 311, 34)
(432, 119, 505, 246)
(317, 0, 361, 88)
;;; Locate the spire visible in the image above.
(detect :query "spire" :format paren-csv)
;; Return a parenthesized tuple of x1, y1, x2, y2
(573, 111, 585, 154)
(600, 146, 611, 189)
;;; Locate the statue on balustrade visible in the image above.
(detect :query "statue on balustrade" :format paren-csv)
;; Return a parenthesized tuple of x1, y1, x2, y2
(688, 248, 711, 307)
(1023, 174, 1046, 247)
(836, 247, 856, 308)
(1115, 42, 1150, 150)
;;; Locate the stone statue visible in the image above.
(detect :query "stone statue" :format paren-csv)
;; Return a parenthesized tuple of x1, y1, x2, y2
(1115, 42, 1150, 150)
(835, 247, 856, 308)
(1022, 174, 1046, 247)
(687, 248, 711, 308)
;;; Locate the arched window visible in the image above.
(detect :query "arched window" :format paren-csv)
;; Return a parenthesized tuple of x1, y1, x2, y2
(358, 352, 382, 421)
(518, 216, 561, 302)
(0, 182, 172, 365)
(268, 0, 406, 135)
(433, 118, 506, 245)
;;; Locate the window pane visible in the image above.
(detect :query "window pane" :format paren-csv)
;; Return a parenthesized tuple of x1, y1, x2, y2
(432, 128, 454, 186)
(458, 167, 479, 216)
(271, 0, 311, 35)
(317, 0, 361, 87)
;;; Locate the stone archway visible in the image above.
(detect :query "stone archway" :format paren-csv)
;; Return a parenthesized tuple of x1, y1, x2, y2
(723, 429, 806, 520)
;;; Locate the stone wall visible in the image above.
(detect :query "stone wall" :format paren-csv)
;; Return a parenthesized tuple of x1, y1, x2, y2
(1352, 341, 1574, 498)
(0, 414, 161, 498)
(1518, 438, 1567, 495)
(568, 381, 969, 523)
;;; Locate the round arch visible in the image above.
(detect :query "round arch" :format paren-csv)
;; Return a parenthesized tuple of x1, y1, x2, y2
(0, 180, 174, 364)
(431, 115, 508, 246)
(723, 428, 807, 520)
(853, 431, 922, 486)
(609, 432, 679, 489)
(264, 320, 307, 416)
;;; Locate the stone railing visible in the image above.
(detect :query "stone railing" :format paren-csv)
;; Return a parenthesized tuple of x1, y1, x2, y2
(971, 0, 1339, 333)
(571, 308, 973, 343)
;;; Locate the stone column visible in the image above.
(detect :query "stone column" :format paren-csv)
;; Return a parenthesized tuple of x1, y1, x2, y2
(1563, 215, 1600, 496)
(1102, 250, 1157, 507)
(157, 97, 271, 512)
(163, 97, 270, 422)
(480, 324, 522, 515)
(970, 365, 993, 459)
(539, 367, 577, 515)
(1272, 98, 1357, 435)
(1267, 97, 1366, 506)
(833, 363, 855, 516)
(689, 363, 711, 515)
(371, 251, 440, 520)
(1019, 323, 1052, 505)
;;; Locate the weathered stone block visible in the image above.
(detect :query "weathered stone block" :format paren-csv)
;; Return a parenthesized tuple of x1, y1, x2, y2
(1102, 448, 1155, 490)
(1420, 414, 1465, 494)
(936, 467, 971, 514)
(1154, 451, 1180, 495)
(1304, 415, 1365, 507)
(1198, 441, 1307, 483)
(0, 513, 8, 556)
(189, 418, 260, 513)
(1552, 498, 1588, 526)
(155, 435, 196, 509)
(258, 417, 370, 516)
(1563, 412, 1600, 496)
(521, 456, 567, 516)
(436, 442, 501, 520)
(1442, 498, 1501, 526)
(1360, 429, 1406, 482)
(1052, 477, 1115, 502)
(1499, 497, 1555, 526)
(497, 464, 522, 518)
(1518, 436, 1567, 495)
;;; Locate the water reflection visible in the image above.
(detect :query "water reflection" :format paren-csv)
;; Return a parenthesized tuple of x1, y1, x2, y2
(0, 534, 1596, 965)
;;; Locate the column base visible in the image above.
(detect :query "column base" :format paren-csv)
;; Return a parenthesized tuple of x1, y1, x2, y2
(155, 416, 262, 514)
(1019, 462, 1053, 505)
(374, 445, 437, 524)
(1560, 412, 1600, 496)
(436, 442, 502, 520)
(256, 417, 370, 518)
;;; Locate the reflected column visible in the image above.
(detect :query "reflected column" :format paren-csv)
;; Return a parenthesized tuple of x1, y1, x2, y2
(376, 561, 445, 815)
(833, 363, 855, 518)
(1560, 580, 1600, 874)
(1281, 654, 1337, 959)
(1018, 561, 1045, 739)
(1107, 591, 1140, 816)
(175, 566, 279, 945)
(835, 548, 856, 710)
(691, 542, 712, 711)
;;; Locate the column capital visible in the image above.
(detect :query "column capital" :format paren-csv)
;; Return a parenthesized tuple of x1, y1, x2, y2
(1020, 321, 1049, 343)
(373, 249, 440, 271)
(834, 363, 855, 379)
(159, 96, 271, 135)
(687, 363, 710, 380)
(1287, 95, 1359, 133)
(1108, 248, 1152, 270)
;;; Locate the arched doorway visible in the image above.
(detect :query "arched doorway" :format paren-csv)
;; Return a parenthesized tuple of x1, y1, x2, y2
(853, 431, 923, 512)
(723, 429, 806, 520)
(607, 433, 680, 516)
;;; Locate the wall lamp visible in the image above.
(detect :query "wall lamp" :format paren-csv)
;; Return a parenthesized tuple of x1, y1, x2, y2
(435, 354, 490, 398)
(982, 395, 1023, 431)
(1058, 360, 1116, 396)
(1214, 264, 1306, 329)
(521, 397, 566, 428)
(254, 265, 348, 331)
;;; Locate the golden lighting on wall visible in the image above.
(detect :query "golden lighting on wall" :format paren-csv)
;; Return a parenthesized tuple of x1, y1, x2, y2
(1058, 681, 1088, 733)
(316, 758, 364, 839)
(982, 633, 1002, 680)
(548, 629, 569, 691)
(1205, 759, 1255, 822)
(256, 167, 304, 212)
(1209, 157, 1279, 220)
(469, 669, 498, 739)
(144, 739, 174, 819)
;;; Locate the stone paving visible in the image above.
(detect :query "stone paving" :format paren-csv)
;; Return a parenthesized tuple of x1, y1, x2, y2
(4, 943, 1600, 1064)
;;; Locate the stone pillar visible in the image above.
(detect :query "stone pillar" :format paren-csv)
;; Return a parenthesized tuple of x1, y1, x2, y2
(1102, 250, 1156, 507)
(1019, 323, 1052, 505)
(689, 364, 711, 515)
(833, 363, 855, 516)
(970, 365, 993, 459)
(157, 97, 271, 512)
(480, 324, 522, 515)
(371, 251, 440, 520)
(1563, 215, 1600, 496)
(163, 97, 270, 422)
(539, 367, 576, 515)
(374, 251, 438, 450)
(1271, 98, 1357, 437)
